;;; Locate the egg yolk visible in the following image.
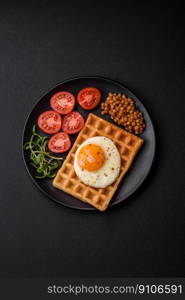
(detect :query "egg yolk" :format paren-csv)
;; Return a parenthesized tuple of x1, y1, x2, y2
(77, 144, 105, 171)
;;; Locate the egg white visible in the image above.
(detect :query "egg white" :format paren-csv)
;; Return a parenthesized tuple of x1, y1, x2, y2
(74, 136, 121, 188)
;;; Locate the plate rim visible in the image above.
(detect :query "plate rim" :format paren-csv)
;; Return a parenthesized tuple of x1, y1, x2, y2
(22, 75, 156, 211)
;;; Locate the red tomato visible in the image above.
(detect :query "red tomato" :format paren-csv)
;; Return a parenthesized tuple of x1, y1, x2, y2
(38, 110, 62, 134)
(77, 87, 101, 110)
(48, 132, 71, 153)
(62, 111, 84, 134)
(50, 91, 75, 115)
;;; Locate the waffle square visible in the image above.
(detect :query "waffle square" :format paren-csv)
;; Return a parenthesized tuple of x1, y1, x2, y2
(53, 113, 143, 211)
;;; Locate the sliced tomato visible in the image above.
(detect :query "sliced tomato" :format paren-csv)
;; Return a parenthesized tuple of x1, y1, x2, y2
(50, 91, 75, 115)
(77, 87, 101, 110)
(48, 132, 71, 153)
(62, 111, 84, 134)
(38, 110, 62, 134)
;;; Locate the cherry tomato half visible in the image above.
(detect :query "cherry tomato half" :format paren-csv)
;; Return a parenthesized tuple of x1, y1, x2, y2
(50, 91, 75, 115)
(38, 110, 62, 134)
(48, 132, 71, 153)
(62, 111, 84, 134)
(77, 87, 101, 110)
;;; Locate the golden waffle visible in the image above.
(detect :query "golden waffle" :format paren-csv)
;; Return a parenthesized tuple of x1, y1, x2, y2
(53, 113, 143, 211)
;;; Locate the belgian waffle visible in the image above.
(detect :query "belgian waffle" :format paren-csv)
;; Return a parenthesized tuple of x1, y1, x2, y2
(53, 113, 143, 211)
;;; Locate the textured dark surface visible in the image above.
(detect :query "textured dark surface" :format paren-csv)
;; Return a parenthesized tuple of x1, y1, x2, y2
(0, 0, 184, 277)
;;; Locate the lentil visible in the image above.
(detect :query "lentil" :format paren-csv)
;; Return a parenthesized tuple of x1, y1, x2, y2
(101, 93, 145, 134)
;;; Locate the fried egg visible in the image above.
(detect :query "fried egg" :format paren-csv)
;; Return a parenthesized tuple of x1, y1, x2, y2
(74, 136, 121, 188)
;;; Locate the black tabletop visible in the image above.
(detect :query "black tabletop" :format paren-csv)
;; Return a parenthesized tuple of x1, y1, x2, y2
(0, 1, 184, 277)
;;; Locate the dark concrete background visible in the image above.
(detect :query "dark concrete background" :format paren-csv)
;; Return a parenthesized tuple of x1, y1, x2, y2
(0, 0, 184, 277)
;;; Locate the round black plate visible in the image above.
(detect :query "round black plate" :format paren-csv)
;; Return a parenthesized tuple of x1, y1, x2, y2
(22, 76, 156, 210)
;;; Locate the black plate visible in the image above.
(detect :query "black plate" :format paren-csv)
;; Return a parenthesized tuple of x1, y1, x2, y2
(22, 76, 156, 210)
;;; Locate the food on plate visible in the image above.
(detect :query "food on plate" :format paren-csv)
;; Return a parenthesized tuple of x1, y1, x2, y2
(53, 113, 143, 211)
(50, 91, 75, 115)
(62, 111, 84, 134)
(48, 132, 71, 153)
(38, 110, 62, 134)
(24, 125, 63, 179)
(74, 137, 121, 188)
(77, 87, 101, 110)
(101, 93, 145, 134)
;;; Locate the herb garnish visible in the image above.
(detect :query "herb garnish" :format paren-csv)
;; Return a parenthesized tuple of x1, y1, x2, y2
(24, 125, 63, 179)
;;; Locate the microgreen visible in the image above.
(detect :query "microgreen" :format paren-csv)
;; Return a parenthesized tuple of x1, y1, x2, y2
(24, 125, 63, 179)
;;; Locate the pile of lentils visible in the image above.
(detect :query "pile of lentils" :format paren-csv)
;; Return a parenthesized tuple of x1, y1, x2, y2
(101, 93, 145, 134)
